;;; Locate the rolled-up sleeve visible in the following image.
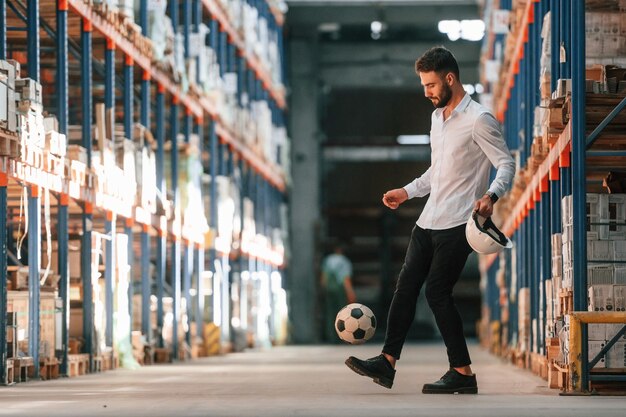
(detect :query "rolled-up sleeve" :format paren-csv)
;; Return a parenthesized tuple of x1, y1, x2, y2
(472, 113, 515, 198)
(403, 166, 432, 199)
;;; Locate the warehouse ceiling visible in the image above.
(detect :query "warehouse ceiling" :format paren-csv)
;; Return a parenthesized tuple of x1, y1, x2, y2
(286, 0, 483, 149)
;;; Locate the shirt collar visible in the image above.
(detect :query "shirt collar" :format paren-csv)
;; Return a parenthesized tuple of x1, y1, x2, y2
(435, 93, 472, 119)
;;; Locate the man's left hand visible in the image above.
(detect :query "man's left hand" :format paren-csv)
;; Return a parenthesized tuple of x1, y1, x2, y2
(474, 195, 494, 217)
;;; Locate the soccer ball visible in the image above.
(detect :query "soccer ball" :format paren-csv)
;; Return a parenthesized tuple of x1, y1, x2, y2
(335, 303, 376, 344)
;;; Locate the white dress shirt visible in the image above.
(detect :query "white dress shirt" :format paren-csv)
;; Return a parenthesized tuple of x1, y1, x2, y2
(403, 93, 515, 230)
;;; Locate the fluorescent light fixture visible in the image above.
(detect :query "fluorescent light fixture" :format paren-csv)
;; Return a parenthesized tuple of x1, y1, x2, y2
(371, 20, 383, 33)
(438, 19, 485, 42)
(397, 135, 430, 145)
(318, 22, 340, 33)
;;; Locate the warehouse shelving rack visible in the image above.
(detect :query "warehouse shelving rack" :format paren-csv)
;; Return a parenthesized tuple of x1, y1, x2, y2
(480, 0, 626, 393)
(0, 0, 288, 383)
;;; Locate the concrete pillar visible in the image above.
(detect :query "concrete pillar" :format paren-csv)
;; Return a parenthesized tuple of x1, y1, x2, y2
(289, 39, 320, 343)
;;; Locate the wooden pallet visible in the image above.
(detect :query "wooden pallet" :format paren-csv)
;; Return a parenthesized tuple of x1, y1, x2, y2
(68, 353, 90, 377)
(13, 357, 34, 383)
(0, 128, 20, 158)
(154, 347, 172, 364)
(39, 357, 59, 381)
(3, 358, 15, 385)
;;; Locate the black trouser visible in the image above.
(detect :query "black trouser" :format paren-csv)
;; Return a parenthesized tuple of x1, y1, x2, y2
(382, 224, 473, 368)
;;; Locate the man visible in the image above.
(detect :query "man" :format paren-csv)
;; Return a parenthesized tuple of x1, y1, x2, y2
(321, 242, 357, 343)
(345, 46, 515, 394)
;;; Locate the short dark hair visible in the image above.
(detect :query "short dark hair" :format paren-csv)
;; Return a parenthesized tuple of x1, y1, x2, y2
(415, 46, 460, 81)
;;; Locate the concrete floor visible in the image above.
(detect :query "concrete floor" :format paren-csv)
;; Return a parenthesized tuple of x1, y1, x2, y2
(1, 342, 626, 417)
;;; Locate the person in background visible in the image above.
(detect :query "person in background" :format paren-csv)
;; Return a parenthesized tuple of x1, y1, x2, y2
(321, 241, 357, 343)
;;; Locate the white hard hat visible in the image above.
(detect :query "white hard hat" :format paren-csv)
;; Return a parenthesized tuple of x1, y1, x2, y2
(465, 211, 513, 254)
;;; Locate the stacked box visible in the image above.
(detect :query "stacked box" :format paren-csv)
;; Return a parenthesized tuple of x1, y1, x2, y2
(615, 285, 626, 311)
(588, 285, 615, 312)
(607, 342, 626, 368)
(0, 60, 18, 133)
(589, 323, 608, 341)
(589, 340, 607, 369)
(588, 264, 615, 285)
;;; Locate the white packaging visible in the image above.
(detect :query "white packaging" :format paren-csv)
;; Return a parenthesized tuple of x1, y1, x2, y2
(614, 285, 626, 312)
(607, 341, 626, 368)
(588, 285, 615, 312)
(589, 323, 608, 341)
(588, 340, 607, 368)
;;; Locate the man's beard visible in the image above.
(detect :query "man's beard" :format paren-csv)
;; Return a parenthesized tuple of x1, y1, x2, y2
(431, 84, 452, 108)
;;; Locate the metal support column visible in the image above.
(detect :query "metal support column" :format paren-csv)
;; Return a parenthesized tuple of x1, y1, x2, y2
(0, 0, 5, 59)
(156, 230, 165, 348)
(125, 219, 134, 339)
(58, 194, 69, 375)
(27, 0, 40, 81)
(0, 174, 7, 384)
(170, 95, 180, 359)
(540, 177, 550, 354)
(183, 243, 193, 346)
(81, 17, 93, 367)
(28, 186, 41, 378)
(57, 0, 70, 376)
(171, 98, 179, 204)
(208, 120, 218, 334)
(184, 109, 192, 144)
(183, 0, 191, 59)
(105, 39, 115, 120)
(571, 0, 588, 391)
(155, 84, 166, 347)
(26, 0, 41, 378)
(140, 0, 148, 36)
(124, 56, 134, 141)
(193, 0, 202, 84)
(105, 211, 115, 348)
(172, 237, 181, 359)
(141, 225, 151, 342)
(141, 71, 150, 128)
(195, 244, 204, 344)
(549, 0, 559, 91)
(559, 0, 571, 79)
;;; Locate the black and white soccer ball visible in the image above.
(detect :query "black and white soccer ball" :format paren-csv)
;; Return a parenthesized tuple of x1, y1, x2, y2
(335, 303, 376, 344)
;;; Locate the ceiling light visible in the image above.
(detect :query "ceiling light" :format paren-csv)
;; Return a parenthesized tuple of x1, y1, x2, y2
(438, 19, 485, 42)
(475, 83, 485, 94)
(463, 84, 476, 95)
(397, 135, 430, 145)
(371, 21, 383, 34)
(318, 22, 340, 33)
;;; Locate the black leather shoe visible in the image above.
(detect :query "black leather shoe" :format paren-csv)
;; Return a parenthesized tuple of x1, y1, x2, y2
(345, 354, 396, 389)
(422, 369, 478, 394)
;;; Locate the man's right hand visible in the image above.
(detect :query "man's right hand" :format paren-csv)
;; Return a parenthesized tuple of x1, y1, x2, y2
(382, 188, 408, 210)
